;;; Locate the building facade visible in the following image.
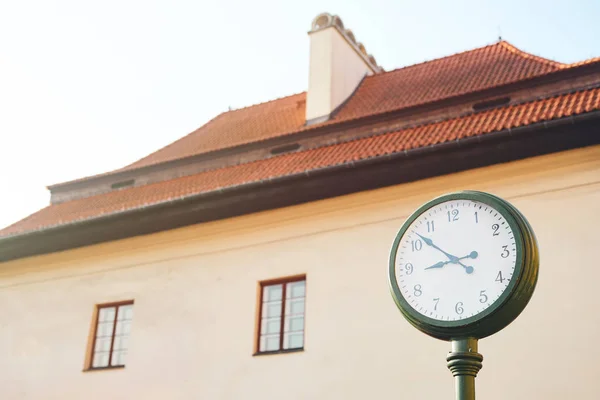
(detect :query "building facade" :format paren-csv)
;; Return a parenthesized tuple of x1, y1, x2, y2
(1, 13, 600, 400)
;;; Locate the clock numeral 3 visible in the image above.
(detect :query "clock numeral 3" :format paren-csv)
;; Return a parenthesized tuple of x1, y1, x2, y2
(492, 224, 500, 236)
(411, 239, 423, 252)
(447, 209, 459, 222)
(404, 263, 414, 275)
(495, 271, 505, 283)
(414, 284, 422, 297)
(455, 302, 464, 315)
(479, 290, 488, 303)
(433, 297, 440, 311)
(500, 245, 510, 258)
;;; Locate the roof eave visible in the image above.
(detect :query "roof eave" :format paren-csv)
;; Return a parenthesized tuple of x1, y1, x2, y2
(2, 111, 599, 263)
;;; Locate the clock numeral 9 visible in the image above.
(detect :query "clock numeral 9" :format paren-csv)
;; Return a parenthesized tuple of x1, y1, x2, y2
(404, 263, 414, 275)
(447, 209, 459, 222)
(492, 224, 500, 236)
(411, 239, 423, 252)
(414, 284, 422, 297)
(455, 301, 464, 315)
(500, 245, 510, 258)
(479, 290, 488, 303)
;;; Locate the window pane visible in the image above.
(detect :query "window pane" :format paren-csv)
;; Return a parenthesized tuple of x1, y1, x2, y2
(286, 299, 305, 316)
(260, 335, 280, 352)
(92, 352, 110, 368)
(113, 336, 129, 351)
(117, 305, 134, 321)
(115, 320, 132, 336)
(287, 281, 305, 299)
(111, 350, 127, 366)
(98, 307, 116, 322)
(283, 333, 304, 350)
(262, 302, 282, 318)
(96, 321, 114, 337)
(261, 318, 281, 334)
(263, 284, 282, 302)
(94, 337, 112, 352)
(285, 316, 304, 332)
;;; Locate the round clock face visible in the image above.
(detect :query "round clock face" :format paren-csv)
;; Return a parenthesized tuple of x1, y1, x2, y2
(393, 199, 517, 322)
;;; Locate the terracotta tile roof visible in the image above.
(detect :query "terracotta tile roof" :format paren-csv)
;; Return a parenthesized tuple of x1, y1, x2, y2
(3, 86, 599, 238)
(124, 92, 307, 170)
(331, 41, 563, 122)
(122, 41, 565, 171)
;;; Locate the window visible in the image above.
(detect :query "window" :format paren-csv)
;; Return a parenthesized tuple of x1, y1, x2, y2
(257, 277, 306, 354)
(89, 301, 134, 369)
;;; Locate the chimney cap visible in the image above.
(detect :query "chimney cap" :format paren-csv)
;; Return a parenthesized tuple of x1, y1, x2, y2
(309, 12, 382, 73)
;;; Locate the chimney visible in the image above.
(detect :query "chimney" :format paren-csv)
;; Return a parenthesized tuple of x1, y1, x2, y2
(306, 13, 382, 125)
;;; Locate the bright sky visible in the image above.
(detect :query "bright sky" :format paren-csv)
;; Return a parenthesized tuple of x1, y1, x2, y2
(1, 0, 598, 230)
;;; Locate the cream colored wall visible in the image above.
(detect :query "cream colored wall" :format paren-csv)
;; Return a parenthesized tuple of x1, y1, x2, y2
(306, 27, 374, 121)
(1, 145, 599, 400)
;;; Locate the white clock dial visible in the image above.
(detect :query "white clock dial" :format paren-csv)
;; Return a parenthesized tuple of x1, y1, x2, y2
(394, 199, 517, 321)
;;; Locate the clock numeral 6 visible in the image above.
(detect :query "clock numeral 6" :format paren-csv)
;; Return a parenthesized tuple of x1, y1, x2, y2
(455, 301, 464, 315)
(479, 290, 488, 303)
(411, 239, 423, 252)
(404, 263, 414, 275)
(414, 284, 422, 297)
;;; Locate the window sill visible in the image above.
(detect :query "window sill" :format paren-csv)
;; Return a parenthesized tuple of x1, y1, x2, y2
(253, 348, 304, 357)
(83, 365, 125, 372)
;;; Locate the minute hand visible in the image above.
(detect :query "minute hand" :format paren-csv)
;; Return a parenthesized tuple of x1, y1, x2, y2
(415, 233, 459, 262)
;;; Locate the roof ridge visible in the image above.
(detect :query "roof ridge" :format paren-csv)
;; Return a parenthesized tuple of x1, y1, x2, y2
(364, 40, 502, 78)
(498, 40, 565, 68)
(226, 91, 306, 113)
(567, 55, 600, 68)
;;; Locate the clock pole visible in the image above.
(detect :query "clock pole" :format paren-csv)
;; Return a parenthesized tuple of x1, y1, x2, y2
(446, 338, 483, 400)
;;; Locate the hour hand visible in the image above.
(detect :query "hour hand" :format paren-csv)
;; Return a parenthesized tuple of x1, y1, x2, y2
(424, 261, 448, 270)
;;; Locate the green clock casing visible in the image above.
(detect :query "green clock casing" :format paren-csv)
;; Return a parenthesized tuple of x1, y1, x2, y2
(388, 191, 539, 340)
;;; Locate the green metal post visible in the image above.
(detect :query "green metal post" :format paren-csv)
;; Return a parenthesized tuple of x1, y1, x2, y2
(446, 338, 483, 400)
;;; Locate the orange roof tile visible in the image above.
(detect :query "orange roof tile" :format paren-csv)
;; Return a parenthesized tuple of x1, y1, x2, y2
(3, 86, 599, 238)
(121, 41, 566, 171)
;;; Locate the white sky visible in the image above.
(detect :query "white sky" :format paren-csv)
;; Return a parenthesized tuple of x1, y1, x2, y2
(1, 0, 598, 230)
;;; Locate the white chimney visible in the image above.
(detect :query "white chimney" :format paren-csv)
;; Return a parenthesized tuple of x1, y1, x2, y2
(306, 13, 382, 124)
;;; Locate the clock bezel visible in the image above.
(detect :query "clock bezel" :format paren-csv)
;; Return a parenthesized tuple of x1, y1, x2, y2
(388, 190, 539, 340)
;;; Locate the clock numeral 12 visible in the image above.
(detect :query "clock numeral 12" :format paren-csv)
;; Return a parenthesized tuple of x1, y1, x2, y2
(447, 209, 459, 222)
